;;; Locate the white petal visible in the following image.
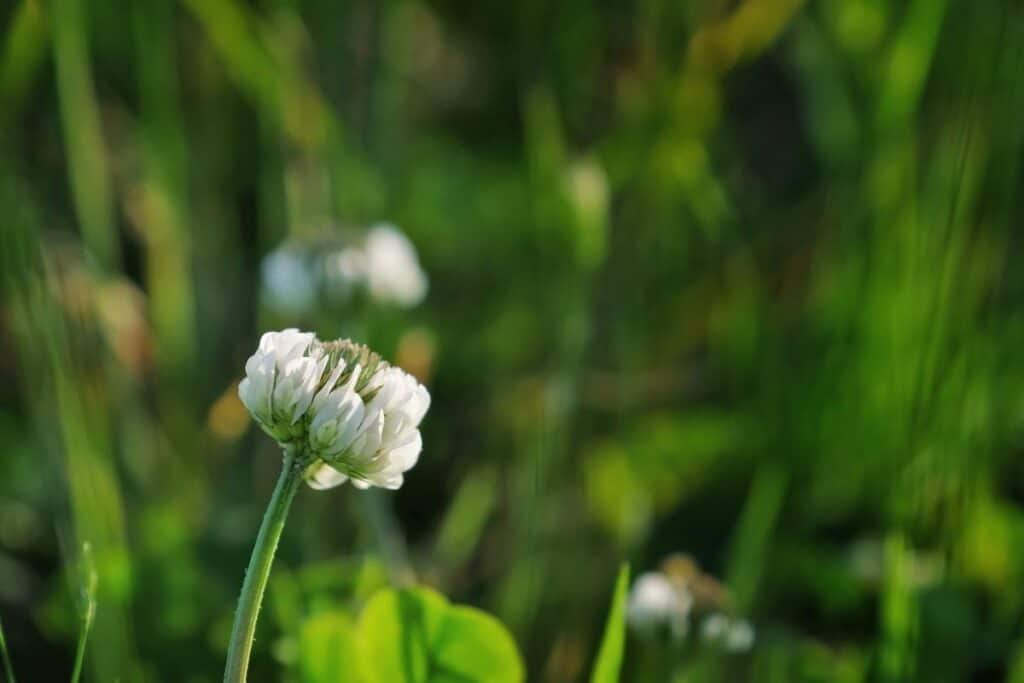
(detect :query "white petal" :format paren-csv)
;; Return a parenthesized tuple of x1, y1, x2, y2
(307, 463, 348, 490)
(238, 359, 274, 421)
(312, 390, 366, 455)
(291, 355, 328, 422)
(331, 398, 365, 452)
(388, 431, 422, 471)
(312, 360, 347, 412)
(405, 385, 430, 425)
(377, 474, 403, 490)
(261, 328, 315, 370)
(237, 377, 257, 413)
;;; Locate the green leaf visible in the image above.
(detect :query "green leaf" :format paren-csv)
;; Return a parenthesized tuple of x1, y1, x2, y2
(358, 586, 524, 683)
(590, 564, 630, 683)
(298, 610, 360, 683)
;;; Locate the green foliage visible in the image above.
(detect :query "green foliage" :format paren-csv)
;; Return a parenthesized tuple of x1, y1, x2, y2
(2, 0, 1024, 679)
(590, 564, 629, 683)
(357, 587, 524, 683)
(298, 611, 359, 683)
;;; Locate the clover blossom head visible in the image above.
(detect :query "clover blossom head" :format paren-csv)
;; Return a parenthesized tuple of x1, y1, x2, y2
(238, 330, 430, 491)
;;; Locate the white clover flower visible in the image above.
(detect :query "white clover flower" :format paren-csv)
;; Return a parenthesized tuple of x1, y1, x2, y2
(238, 329, 323, 441)
(228, 331, 429, 680)
(238, 330, 430, 492)
(323, 247, 365, 302)
(322, 224, 428, 308)
(700, 613, 728, 641)
(627, 572, 693, 637)
(724, 619, 755, 653)
(701, 613, 755, 653)
(362, 224, 428, 307)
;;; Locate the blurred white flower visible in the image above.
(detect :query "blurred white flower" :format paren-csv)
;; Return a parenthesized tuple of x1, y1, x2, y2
(363, 224, 428, 307)
(325, 224, 428, 308)
(724, 619, 755, 652)
(627, 572, 692, 637)
(701, 613, 728, 640)
(238, 329, 321, 441)
(848, 537, 943, 588)
(701, 613, 755, 653)
(261, 247, 317, 314)
(324, 246, 365, 301)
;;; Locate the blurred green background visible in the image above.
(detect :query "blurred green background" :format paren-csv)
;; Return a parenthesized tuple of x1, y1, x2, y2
(2, 0, 1024, 680)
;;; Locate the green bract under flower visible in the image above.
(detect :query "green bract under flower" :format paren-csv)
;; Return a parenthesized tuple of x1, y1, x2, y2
(238, 329, 430, 490)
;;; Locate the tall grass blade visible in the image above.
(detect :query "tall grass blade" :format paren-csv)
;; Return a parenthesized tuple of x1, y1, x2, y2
(70, 543, 98, 683)
(591, 563, 630, 683)
(0, 616, 15, 683)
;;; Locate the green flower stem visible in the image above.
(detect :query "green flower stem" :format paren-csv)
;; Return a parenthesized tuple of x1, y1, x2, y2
(223, 451, 303, 683)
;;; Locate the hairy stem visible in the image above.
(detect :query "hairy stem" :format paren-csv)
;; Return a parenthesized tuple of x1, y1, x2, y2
(223, 452, 303, 682)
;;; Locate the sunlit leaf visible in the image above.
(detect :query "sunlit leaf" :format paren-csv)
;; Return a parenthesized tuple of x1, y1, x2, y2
(299, 610, 360, 683)
(358, 586, 524, 683)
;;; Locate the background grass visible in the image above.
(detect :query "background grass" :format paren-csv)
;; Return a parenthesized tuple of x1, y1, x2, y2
(2, 0, 1024, 680)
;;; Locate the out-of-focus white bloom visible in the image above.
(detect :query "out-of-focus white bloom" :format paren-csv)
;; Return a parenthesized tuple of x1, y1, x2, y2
(363, 224, 428, 307)
(334, 249, 364, 280)
(724, 619, 755, 652)
(324, 247, 366, 301)
(848, 537, 943, 588)
(239, 331, 430, 491)
(627, 573, 678, 628)
(627, 572, 693, 637)
(701, 613, 755, 653)
(261, 247, 317, 314)
(238, 329, 322, 440)
(701, 613, 728, 641)
(326, 224, 428, 307)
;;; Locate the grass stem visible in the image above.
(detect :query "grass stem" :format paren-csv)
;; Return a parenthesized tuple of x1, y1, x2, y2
(0, 616, 15, 683)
